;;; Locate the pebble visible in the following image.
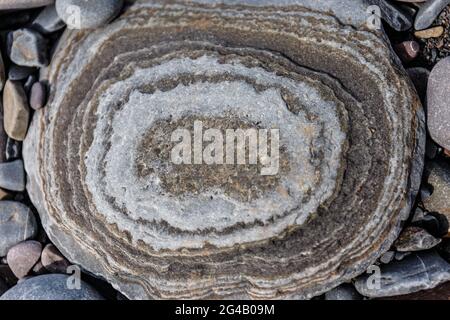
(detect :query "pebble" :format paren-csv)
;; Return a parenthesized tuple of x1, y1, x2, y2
(0, 50, 4, 90)
(0, 160, 25, 192)
(422, 160, 450, 228)
(8, 28, 48, 68)
(5, 138, 21, 161)
(41, 244, 70, 273)
(0, 274, 104, 300)
(367, 0, 414, 31)
(8, 65, 36, 82)
(2, 80, 30, 142)
(55, 0, 123, 29)
(414, 26, 445, 38)
(427, 57, 450, 149)
(395, 251, 411, 260)
(32, 4, 66, 34)
(395, 40, 420, 62)
(407, 67, 430, 103)
(0, 201, 38, 257)
(6, 241, 42, 279)
(355, 251, 450, 298)
(394, 226, 441, 252)
(380, 251, 395, 264)
(324, 283, 362, 300)
(0, 0, 54, 10)
(415, 0, 450, 30)
(29, 82, 46, 110)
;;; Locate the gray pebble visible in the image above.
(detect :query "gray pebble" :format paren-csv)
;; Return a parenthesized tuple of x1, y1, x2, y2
(0, 0, 54, 10)
(355, 251, 450, 298)
(8, 65, 36, 82)
(32, 4, 66, 34)
(8, 28, 48, 68)
(366, 0, 414, 31)
(394, 226, 441, 252)
(29, 82, 46, 110)
(380, 251, 395, 264)
(427, 57, 450, 150)
(0, 274, 104, 300)
(55, 0, 123, 29)
(325, 283, 362, 300)
(0, 160, 25, 192)
(0, 201, 38, 257)
(5, 138, 21, 162)
(415, 0, 450, 30)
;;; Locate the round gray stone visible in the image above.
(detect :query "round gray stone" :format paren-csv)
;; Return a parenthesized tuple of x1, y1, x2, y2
(55, 0, 123, 29)
(0, 201, 37, 257)
(0, 274, 104, 300)
(427, 57, 450, 149)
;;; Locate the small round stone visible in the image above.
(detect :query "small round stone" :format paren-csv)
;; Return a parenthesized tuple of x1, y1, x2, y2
(29, 82, 46, 110)
(55, 0, 123, 29)
(6, 241, 42, 279)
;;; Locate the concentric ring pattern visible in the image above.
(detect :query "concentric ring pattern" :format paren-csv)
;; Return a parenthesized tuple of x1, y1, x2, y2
(24, 0, 425, 299)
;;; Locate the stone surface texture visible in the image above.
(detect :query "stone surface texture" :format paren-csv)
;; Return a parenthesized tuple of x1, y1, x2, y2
(423, 159, 450, 226)
(0, 0, 54, 10)
(355, 251, 450, 298)
(0, 274, 104, 300)
(24, 0, 425, 299)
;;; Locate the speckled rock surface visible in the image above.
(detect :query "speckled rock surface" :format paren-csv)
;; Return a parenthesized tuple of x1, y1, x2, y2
(427, 57, 450, 150)
(423, 160, 450, 226)
(0, 201, 37, 257)
(0, 274, 104, 300)
(23, 0, 425, 299)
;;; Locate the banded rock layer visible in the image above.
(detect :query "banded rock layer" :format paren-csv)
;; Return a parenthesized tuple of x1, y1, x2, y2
(24, 0, 425, 299)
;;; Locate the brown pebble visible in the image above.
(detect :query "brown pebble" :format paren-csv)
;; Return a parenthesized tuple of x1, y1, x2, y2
(6, 241, 42, 279)
(395, 41, 420, 62)
(41, 244, 70, 273)
(29, 81, 46, 110)
(414, 26, 444, 39)
(2, 80, 30, 141)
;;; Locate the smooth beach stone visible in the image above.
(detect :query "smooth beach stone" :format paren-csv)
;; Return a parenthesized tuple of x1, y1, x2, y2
(24, 0, 425, 299)
(427, 57, 450, 149)
(29, 82, 46, 110)
(367, 0, 415, 31)
(2, 80, 30, 142)
(0, 160, 25, 192)
(0, 0, 54, 10)
(0, 274, 104, 300)
(324, 284, 362, 300)
(355, 251, 450, 298)
(414, 0, 450, 30)
(8, 29, 48, 68)
(6, 241, 42, 279)
(8, 65, 36, 82)
(0, 201, 37, 257)
(55, 0, 123, 29)
(41, 244, 70, 273)
(32, 4, 66, 34)
(394, 226, 441, 252)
